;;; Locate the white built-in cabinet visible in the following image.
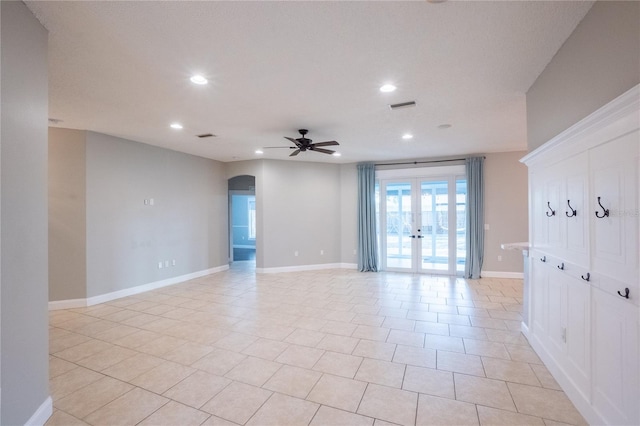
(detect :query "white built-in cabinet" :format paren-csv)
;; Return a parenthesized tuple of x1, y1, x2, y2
(522, 85, 639, 426)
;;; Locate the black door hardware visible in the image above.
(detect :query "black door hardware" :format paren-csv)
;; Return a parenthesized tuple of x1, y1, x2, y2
(581, 273, 590, 282)
(557, 263, 564, 270)
(565, 200, 577, 217)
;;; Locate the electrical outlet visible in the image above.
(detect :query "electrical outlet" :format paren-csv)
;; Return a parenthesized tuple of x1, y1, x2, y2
(320, 250, 324, 255)
(294, 251, 298, 257)
(353, 249, 357, 255)
(158, 262, 163, 269)
(164, 260, 169, 267)
(172, 259, 176, 266)
(484, 224, 490, 231)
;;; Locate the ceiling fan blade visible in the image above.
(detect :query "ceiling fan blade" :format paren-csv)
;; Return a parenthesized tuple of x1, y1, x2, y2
(285, 137, 302, 147)
(311, 141, 339, 147)
(263, 146, 296, 149)
(289, 149, 301, 157)
(310, 147, 335, 155)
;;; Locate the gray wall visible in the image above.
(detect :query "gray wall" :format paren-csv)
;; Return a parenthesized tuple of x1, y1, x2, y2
(85, 132, 228, 298)
(226, 160, 347, 269)
(261, 160, 342, 268)
(339, 164, 358, 265)
(49, 128, 87, 301)
(1, 1, 50, 423)
(527, 1, 640, 151)
(482, 152, 529, 273)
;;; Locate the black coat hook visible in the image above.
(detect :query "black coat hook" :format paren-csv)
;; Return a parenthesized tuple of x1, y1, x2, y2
(546, 202, 556, 217)
(581, 272, 590, 282)
(617, 288, 630, 299)
(565, 200, 577, 217)
(595, 196, 609, 218)
(540, 256, 546, 263)
(557, 263, 564, 270)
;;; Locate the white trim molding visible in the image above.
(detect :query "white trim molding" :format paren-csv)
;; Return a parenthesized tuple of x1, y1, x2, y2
(25, 396, 52, 426)
(48, 265, 228, 310)
(256, 263, 357, 274)
(481, 270, 524, 279)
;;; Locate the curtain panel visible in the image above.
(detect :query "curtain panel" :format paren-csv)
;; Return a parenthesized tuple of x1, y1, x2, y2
(465, 157, 485, 279)
(357, 163, 378, 272)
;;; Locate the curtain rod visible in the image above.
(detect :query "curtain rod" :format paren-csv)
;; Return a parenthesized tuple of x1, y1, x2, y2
(374, 156, 485, 167)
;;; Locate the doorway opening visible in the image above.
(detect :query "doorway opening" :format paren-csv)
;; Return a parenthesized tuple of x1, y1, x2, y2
(228, 175, 256, 266)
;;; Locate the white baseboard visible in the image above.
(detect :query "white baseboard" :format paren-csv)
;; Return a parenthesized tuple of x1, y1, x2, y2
(256, 262, 357, 274)
(25, 396, 52, 426)
(48, 265, 229, 310)
(481, 270, 524, 279)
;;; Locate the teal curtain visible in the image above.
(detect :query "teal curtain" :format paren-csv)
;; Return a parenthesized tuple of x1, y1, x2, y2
(357, 163, 378, 272)
(465, 157, 484, 279)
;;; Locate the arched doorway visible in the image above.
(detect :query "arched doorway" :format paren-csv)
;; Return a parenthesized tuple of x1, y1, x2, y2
(228, 175, 256, 265)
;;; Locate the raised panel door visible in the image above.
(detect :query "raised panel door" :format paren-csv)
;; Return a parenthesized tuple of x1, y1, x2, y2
(590, 131, 639, 285)
(591, 287, 639, 426)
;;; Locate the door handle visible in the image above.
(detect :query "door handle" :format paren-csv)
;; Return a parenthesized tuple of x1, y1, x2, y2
(410, 235, 416, 238)
(417, 235, 424, 238)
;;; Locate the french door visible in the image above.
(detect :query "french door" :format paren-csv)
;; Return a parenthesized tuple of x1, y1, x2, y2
(380, 176, 466, 274)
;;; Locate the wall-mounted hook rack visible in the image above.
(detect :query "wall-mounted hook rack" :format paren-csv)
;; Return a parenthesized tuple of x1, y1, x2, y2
(540, 256, 546, 263)
(565, 200, 577, 217)
(581, 272, 590, 282)
(557, 263, 564, 270)
(617, 288, 630, 299)
(595, 196, 610, 218)
(546, 201, 556, 217)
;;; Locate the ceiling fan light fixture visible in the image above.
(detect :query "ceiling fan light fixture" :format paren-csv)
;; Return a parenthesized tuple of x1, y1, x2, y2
(379, 84, 396, 93)
(170, 123, 183, 129)
(190, 75, 208, 85)
(402, 133, 414, 140)
(332, 152, 342, 157)
(255, 150, 263, 154)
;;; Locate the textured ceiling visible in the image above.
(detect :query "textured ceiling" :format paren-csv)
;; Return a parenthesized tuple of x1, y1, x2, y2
(27, 1, 593, 163)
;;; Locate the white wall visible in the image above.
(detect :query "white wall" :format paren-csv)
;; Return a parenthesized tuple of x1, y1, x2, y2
(1, 1, 50, 423)
(527, 1, 640, 151)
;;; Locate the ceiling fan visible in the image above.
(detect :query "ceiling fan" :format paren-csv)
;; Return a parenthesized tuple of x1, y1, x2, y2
(265, 129, 339, 156)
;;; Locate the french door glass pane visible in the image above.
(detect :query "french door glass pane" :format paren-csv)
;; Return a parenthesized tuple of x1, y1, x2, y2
(385, 182, 412, 269)
(456, 179, 467, 272)
(421, 181, 448, 271)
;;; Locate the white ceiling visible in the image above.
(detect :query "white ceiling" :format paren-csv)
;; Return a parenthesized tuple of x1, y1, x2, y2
(27, 0, 593, 164)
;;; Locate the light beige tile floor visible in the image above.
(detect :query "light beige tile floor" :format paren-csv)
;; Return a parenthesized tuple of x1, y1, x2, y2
(46, 265, 587, 425)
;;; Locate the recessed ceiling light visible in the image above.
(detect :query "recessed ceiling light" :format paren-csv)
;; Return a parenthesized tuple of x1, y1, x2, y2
(190, 75, 208, 85)
(332, 152, 342, 157)
(379, 84, 396, 93)
(170, 123, 183, 129)
(255, 150, 264, 155)
(402, 133, 414, 140)
(438, 124, 452, 129)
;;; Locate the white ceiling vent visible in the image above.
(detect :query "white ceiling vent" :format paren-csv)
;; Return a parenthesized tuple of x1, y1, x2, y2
(389, 101, 416, 110)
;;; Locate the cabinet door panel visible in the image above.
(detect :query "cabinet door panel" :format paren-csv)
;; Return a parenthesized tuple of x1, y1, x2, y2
(547, 269, 566, 359)
(531, 261, 549, 337)
(565, 275, 590, 398)
(564, 154, 589, 265)
(546, 178, 563, 254)
(592, 288, 639, 426)
(591, 132, 639, 285)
